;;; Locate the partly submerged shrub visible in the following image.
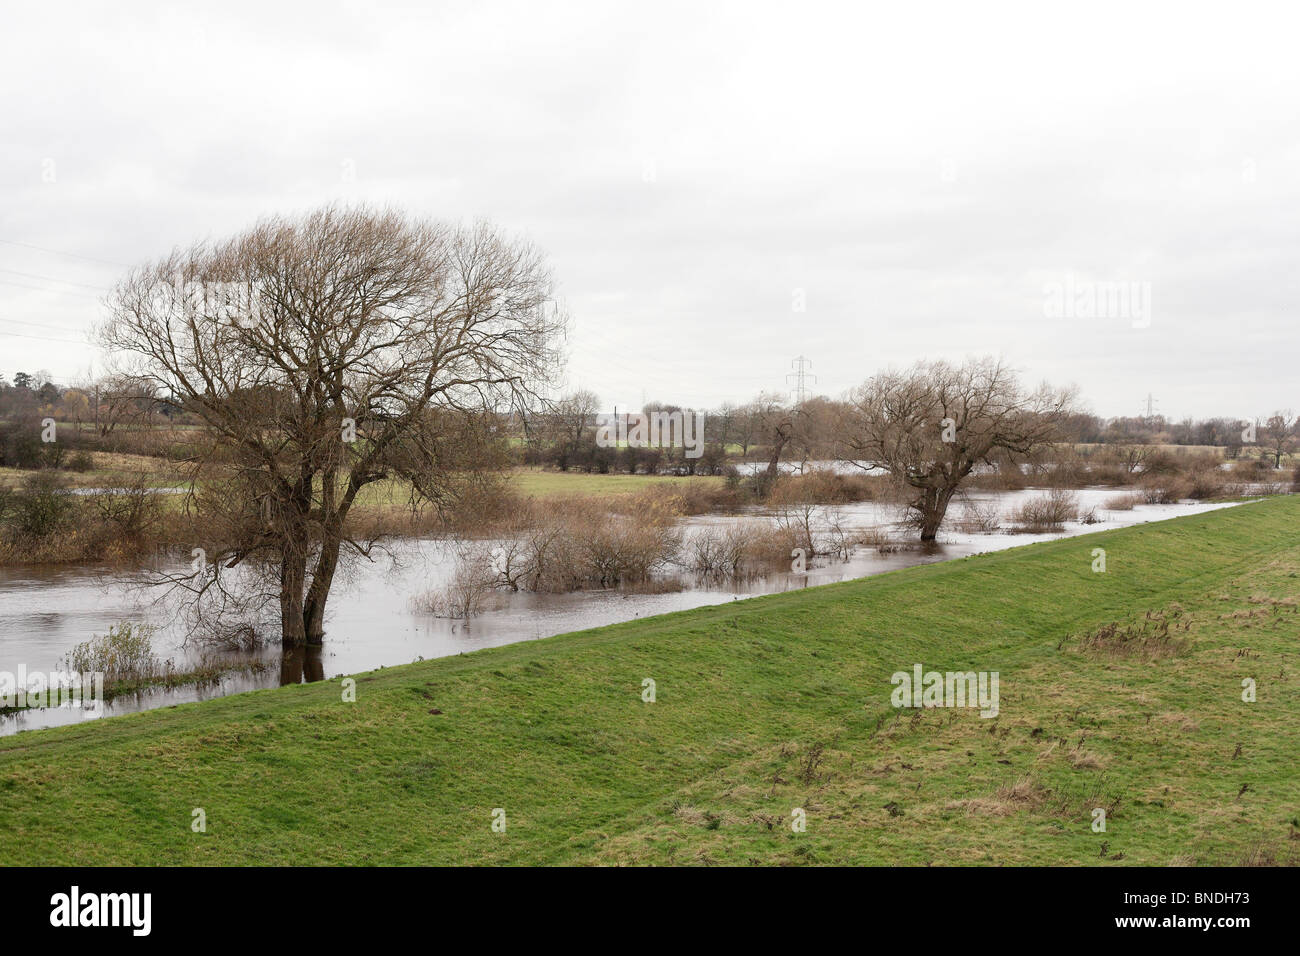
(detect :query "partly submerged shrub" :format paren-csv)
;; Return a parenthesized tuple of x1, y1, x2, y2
(1010, 489, 1079, 532)
(62, 622, 167, 686)
(952, 498, 1002, 533)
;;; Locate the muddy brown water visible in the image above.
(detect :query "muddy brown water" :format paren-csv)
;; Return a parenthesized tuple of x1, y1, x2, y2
(0, 488, 1245, 734)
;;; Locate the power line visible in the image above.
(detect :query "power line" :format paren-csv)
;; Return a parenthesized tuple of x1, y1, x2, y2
(0, 328, 87, 345)
(0, 238, 127, 268)
(0, 278, 101, 300)
(0, 315, 93, 333)
(0, 268, 110, 291)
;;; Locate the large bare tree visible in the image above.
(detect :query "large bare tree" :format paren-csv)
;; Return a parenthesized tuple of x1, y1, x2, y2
(101, 205, 565, 647)
(840, 357, 1072, 540)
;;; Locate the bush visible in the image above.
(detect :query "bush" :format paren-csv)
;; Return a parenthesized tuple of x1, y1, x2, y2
(862, 525, 914, 553)
(440, 478, 526, 536)
(968, 463, 1027, 492)
(418, 544, 500, 619)
(12, 472, 73, 538)
(62, 622, 167, 686)
(428, 494, 687, 604)
(1139, 450, 1182, 476)
(0, 421, 47, 469)
(611, 481, 745, 517)
(952, 498, 1002, 533)
(1184, 466, 1228, 500)
(1139, 477, 1192, 504)
(1011, 489, 1079, 532)
(685, 521, 791, 577)
(1237, 457, 1276, 481)
(771, 469, 877, 505)
(92, 475, 162, 539)
(66, 450, 96, 472)
(1085, 462, 1135, 486)
(566, 505, 683, 586)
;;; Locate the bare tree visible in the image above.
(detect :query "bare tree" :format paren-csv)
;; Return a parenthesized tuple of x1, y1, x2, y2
(545, 389, 600, 470)
(1111, 443, 1152, 474)
(94, 372, 157, 437)
(101, 205, 566, 647)
(786, 395, 840, 468)
(732, 398, 766, 457)
(748, 392, 795, 479)
(711, 401, 737, 451)
(1260, 411, 1296, 469)
(58, 385, 91, 432)
(840, 357, 1073, 540)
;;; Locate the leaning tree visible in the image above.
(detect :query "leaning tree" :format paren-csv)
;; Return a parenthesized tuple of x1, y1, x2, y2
(840, 357, 1073, 540)
(101, 205, 566, 647)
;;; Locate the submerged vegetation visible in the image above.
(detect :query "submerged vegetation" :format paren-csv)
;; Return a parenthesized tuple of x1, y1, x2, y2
(1010, 489, 1081, 533)
(419, 472, 899, 616)
(55, 622, 268, 701)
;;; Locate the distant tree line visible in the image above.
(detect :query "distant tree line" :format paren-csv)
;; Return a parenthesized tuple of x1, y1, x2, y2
(516, 387, 1297, 477)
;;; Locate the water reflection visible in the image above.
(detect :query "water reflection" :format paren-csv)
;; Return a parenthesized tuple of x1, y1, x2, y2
(279, 646, 326, 685)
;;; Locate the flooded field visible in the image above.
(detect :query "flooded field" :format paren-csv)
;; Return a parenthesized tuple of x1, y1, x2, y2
(0, 487, 1246, 734)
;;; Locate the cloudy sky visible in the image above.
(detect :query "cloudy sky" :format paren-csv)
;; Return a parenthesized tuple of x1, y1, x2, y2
(2, 0, 1297, 419)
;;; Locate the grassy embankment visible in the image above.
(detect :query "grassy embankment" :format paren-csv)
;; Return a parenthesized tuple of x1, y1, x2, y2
(1, 497, 1297, 865)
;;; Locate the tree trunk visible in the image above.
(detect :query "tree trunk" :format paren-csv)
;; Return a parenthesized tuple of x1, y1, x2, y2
(917, 484, 957, 541)
(765, 424, 792, 479)
(280, 544, 308, 648)
(303, 531, 342, 646)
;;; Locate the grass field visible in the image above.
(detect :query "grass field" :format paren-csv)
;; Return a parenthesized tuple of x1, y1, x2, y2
(0, 457, 720, 499)
(0, 452, 186, 491)
(506, 466, 724, 497)
(1074, 443, 1230, 458)
(1, 497, 1297, 865)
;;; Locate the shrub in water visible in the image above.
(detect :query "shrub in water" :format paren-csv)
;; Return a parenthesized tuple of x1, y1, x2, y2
(62, 622, 166, 687)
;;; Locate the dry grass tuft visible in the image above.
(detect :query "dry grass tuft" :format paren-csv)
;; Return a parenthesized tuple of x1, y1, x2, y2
(1068, 606, 1194, 659)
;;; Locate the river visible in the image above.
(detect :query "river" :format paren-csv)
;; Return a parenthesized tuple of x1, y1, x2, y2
(0, 487, 1245, 734)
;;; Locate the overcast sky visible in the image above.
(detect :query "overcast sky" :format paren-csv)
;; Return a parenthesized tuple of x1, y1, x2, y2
(2, 0, 1297, 420)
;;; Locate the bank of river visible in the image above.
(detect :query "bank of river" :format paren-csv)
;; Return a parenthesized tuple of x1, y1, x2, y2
(0, 487, 1246, 734)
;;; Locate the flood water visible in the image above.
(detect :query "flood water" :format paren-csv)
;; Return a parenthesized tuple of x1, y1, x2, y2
(0, 487, 1245, 734)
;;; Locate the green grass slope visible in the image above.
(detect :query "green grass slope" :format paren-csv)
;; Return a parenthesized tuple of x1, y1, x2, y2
(2, 497, 1297, 865)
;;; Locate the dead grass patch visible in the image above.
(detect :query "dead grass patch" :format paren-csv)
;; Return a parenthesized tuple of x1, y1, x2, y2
(948, 776, 1049, 816)
(1067, 605, 1194, 659)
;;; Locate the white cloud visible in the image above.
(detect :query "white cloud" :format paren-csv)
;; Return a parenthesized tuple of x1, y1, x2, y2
(2, 0, 1298, 417)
